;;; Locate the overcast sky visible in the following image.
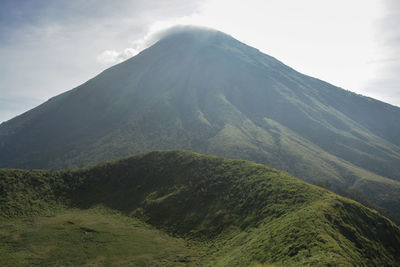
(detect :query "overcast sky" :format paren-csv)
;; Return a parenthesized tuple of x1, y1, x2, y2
(1, 0, 399, 123)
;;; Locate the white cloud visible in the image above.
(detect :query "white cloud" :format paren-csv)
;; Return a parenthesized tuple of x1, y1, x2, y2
(96, 48, 139, 65)
(96, 50, 120, 64)
(95, 24, 217, 67)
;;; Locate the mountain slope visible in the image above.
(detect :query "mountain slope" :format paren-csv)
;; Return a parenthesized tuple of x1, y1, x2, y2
(1, 27, 400, 216)
(1, 151, 400, 266)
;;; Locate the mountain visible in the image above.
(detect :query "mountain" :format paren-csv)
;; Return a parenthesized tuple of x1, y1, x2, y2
(1, 26, 400, 217)
(1, 151, 400, 266)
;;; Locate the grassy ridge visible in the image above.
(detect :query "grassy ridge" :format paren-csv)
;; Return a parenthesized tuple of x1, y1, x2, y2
(1, 150, 400, 265)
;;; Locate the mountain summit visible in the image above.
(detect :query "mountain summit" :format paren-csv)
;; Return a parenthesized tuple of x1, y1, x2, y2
(1, 27, 400, 216)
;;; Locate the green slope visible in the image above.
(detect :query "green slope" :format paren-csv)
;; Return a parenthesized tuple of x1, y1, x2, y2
(1, 27, 400, 218)
(1, 151, 399, 266)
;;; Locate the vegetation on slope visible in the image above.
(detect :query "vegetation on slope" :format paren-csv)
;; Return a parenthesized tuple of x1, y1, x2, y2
(1, 150, 400, 266)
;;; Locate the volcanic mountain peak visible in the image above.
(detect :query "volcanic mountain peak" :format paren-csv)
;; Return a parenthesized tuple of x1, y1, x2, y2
(1, 27, 400, 219)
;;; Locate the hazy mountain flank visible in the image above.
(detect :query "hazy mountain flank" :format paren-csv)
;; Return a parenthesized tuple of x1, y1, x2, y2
(1, 151, 400, 266)
(1, 27, 400, 217)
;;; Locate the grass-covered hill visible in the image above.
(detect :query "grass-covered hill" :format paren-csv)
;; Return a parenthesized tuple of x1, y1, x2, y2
(1, 27, 400, 219)
(1, 150, 399, 266)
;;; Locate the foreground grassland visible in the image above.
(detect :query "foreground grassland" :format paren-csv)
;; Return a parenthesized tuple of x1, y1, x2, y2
(1, 151, 400, 266)
(0, 207, 201, 266)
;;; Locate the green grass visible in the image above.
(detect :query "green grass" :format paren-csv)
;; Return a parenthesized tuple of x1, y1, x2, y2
(0, 206, 201, 266)
(1, 150, 400, 266)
